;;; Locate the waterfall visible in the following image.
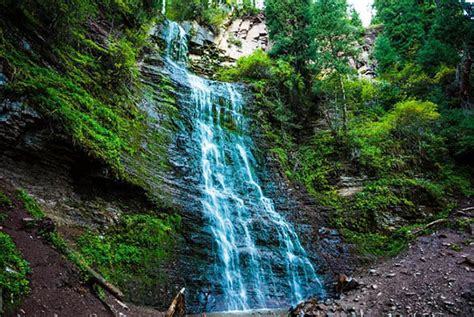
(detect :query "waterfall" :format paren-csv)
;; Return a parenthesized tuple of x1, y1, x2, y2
(161, 21, 324, 311)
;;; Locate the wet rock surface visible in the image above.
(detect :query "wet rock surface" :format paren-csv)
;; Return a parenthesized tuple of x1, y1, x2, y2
(0, 57, 187, 309)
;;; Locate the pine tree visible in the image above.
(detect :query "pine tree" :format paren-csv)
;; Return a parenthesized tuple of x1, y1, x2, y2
(349, 7, 365, 39)
(265, 0, 314, 74)
(311, 0, 358, 133)
(373, 0, 431, 68)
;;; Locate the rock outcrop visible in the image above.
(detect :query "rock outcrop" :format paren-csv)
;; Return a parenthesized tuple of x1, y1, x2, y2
(349, 25, 383, 78)
(215, 13, 269, 64)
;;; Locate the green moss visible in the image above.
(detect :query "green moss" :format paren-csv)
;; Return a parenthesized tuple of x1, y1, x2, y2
(46, 231, 90, 278)
(341, 224, 422, 257)
(0, 191, 13, 222)
(76, 213, 181, 292)
(0, 191, 12, 208)
(0, 1, 169, 182)
(0, 232, 30, 311)
(17, 189, 45, 219)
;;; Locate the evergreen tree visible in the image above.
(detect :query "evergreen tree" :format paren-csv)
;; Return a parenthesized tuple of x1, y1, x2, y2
(425, 0, 473, 102)
(311, 0, 358, 133)
(417, 0, 471, 70)
(265, 0, 314, 74)
(373, 0, 432, 69)
(349, 6, 365, 39)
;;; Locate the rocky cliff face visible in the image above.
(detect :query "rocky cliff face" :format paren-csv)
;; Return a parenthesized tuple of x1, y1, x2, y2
(177, 14, 269, 77)
(0, 15, 351, 312)
(349, 25, 383, 78)
(215, 13, 269, 63)
(0, 64, 187, 308)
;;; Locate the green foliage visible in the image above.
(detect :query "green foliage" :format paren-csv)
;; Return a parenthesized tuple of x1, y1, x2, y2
(249, 0, 472, 259)
(2, 0, 162, 43)
(166, 0, 244, 30)
(0, 0, 163, 179)
(373, 35, 400, 73)
(227, 35, 243, 48)
(312, 0, 357, 76)
(17, 189, 45, 219)
(218, 50, 307, 132)
(374, 0, 473, 74)
(219, 49, 272, 81)
(311, 0, 359, 133)
(349, 7, 365, 39)
(265, 0, 314, 73)
(76, 213, 181, 290)
(0, 191, 12, 222)
(350, 100, 442, 175)
(98, 0, 162, 30)
(373, 0, 430, 69)
(293, 132, 342, 194)
(0, 191, 12, 208)
(450, 243, 463, 252)
(440, 108, 474, 159)
(0, 232, 30, 311)
(46, 231, 90, 278)
(3, 0, 97, 43)
(345, 177, 447, 231)
(341, 225, 420, 257)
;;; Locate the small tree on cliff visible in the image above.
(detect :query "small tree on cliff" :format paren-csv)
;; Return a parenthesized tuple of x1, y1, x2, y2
(311, 0, 358, 134)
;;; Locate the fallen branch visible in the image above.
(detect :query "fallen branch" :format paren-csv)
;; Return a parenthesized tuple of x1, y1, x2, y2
(166, 288, 186, 317)
(412, 218, 447, 235)
(424, 218, 447, 229)
(86, 267, 124, 300)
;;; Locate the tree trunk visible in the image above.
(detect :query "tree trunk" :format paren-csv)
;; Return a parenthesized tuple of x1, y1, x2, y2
(340, 76, 348, 134)
(0, 287, 3, 315)
(460, 48, 472, 108)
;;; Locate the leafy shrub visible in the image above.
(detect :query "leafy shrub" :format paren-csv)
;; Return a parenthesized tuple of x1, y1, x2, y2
(0, 232, 30, 311)
(350, 99, 442, 175)
(346, 177, 447, 232)
(440, 108, 474, 161)
(293, 132, 341, 194)
(167, 0, 229, 30)
(341, 225, 420, 257)
(219, 49, 273, 81)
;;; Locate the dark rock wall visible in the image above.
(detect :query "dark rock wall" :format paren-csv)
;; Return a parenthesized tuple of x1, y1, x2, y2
(0, 19, 355, 311)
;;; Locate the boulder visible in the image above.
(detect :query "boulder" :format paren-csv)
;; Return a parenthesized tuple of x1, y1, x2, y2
(335, 273, 360, 295)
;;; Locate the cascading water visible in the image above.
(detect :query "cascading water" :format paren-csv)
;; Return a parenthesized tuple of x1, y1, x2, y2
(161, 20, 324, 311)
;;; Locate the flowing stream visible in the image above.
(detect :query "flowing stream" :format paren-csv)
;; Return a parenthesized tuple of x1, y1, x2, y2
(161, 20, 324, 311)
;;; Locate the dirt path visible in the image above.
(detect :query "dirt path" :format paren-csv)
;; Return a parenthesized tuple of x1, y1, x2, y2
(1, 179, 112, 317)
(293, 223, 474, 315)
